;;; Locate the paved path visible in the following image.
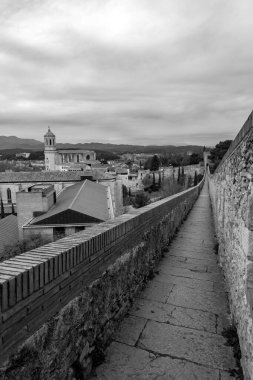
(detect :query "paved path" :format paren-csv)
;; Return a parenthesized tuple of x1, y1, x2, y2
(92, 181, 237, 379)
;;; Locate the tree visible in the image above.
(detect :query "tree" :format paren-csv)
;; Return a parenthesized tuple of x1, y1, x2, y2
(158, 171, 162, 189)
(132, 193, 150, 208)
(152, 172, 156, 188)
(150, 155, 160, 171)
(194, 171, 198, 186)
(187, 175, 192, 188)
(1, 234, 50, 263)
(177, 166, 181, 183)
(189, 153, 202, 165)
(209, 140, 232, 171)
(0, 198, 5, 219)
(122, 185, 128, 199)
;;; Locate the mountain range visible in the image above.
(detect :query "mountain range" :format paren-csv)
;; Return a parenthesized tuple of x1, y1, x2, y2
(0, 136, 203, 155)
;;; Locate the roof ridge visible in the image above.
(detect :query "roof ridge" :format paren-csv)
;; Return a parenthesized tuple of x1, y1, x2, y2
(69, 180, 87, 210)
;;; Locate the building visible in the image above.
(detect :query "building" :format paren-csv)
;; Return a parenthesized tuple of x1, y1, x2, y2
(17, 180, 115, 241)
(15, 152, 31, 159)
(0, 171, 93, 205)
(44, 127, 98, 171)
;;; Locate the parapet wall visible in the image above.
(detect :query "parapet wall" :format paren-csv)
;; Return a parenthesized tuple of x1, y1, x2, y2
(0, 180, 204, 379)
(208, 110, 253, 380)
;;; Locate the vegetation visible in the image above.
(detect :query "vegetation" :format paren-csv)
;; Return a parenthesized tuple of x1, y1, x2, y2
(95, 150, 120, 163)
(144, 155, 160, 171)
(159, 152, 203, 167)
(131, 193, 150, 208)
(222, 324, 243, 379)
(0, 234, 50, 263)
(209, 140, 232, 172)
(1, 198, 5, 219)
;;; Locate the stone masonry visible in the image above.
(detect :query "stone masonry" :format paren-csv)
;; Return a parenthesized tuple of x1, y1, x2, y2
(209, 110, 253, 379)
(91, 180, 238, 380)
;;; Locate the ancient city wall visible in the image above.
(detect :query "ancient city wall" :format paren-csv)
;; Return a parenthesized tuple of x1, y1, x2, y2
(208, 111, 253, 380)
(0, 180, 204, 379)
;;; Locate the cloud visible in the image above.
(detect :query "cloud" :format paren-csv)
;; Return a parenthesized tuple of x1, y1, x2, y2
(0, 0, 253, 146)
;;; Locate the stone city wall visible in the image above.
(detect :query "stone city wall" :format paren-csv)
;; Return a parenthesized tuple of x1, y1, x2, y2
(0, 179, 204, 379)
(208, 111, 253, 379)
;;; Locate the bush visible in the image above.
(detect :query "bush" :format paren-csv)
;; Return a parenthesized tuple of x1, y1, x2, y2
(1, 234, 50, 262)
(132, 193, 150, 208)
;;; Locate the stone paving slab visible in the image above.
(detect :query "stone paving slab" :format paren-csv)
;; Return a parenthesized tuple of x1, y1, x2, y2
(112, 315, 147, 346)
(150, 272, 215, 291)
(138, 320, 235, 370)
(138, 280, 174, 303)
(158, 262, 222, 282)
(162, 255, 222, 273)
(130, 298, 218, 333)
(93, 342, 234, 380)
(167, 285, 229, 314)
(165, 249, 217, 261)
(92, 181, 238, 379)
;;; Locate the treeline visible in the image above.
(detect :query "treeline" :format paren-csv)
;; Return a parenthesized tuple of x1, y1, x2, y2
(144, 152, 203, 170)
(0, 151, 45, 160)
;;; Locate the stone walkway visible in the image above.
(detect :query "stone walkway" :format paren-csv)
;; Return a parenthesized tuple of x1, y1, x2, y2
(92, 181, 237, 379)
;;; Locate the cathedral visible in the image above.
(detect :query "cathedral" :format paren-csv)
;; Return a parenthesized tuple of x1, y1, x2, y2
(44, 127, 97, 171)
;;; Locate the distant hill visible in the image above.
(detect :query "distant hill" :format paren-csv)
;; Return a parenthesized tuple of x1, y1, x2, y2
(0, 136, 43, 151)
(0, 136, 203, 155)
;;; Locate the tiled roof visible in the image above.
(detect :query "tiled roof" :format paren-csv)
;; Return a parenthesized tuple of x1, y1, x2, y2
(58, 149, 95, 154)
(92, 169, 115, 180)
(30, 180, 110, 225)
(0, 215, 18, 254)
(0, 171, 92, 183)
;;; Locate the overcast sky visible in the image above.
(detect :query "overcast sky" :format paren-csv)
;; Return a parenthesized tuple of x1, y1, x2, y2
(0, 0, 253, 146)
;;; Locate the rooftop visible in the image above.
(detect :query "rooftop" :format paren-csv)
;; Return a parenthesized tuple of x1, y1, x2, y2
(0, 171, 92, 183)
(30, 180, 111, 226)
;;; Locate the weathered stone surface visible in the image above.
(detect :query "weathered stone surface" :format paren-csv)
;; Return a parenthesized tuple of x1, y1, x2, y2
(138, 279, 174, 303)
(158, 262, 222, 282)
(152, 271, 214, 291)
(167, 285, 229, 314)
(209, 113, 253, 378)
(112, 315, 147, 346)
(93, 342, 221, 380)
(165, 248, 217, 261)
(138, 320, 235, 370)
(130, 298, 217, 333)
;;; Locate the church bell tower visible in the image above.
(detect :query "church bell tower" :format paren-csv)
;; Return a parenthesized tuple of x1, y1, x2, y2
(44, 127, 57, 171)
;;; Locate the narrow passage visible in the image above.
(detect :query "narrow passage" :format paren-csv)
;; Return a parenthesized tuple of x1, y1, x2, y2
(92, 181, 237, 380)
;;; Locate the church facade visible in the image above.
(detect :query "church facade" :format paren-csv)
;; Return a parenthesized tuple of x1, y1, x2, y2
(44, 127, 97, 171)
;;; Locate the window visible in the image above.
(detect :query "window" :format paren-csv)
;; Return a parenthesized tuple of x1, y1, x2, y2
(86, 154, 90, 160)
(75, 226, 85, 233)
(53, 227, 65, 240)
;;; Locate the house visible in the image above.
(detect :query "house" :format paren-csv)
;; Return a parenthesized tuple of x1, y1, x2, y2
(17, 180, 115, 241)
